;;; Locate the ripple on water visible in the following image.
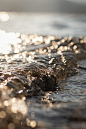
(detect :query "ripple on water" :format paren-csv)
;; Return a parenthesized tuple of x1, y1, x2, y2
(0, 31, 86, 128)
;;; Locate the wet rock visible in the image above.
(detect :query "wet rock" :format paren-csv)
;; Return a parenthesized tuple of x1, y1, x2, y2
(0, 35, 86, 97)
(0, 34, 86, 129)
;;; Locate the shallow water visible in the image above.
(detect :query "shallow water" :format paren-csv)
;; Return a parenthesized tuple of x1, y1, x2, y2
(25, 60, 86, 129)
(0, 12, 86, 129)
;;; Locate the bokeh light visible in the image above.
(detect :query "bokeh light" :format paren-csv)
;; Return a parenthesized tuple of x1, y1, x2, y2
(0, 12, 9, 22)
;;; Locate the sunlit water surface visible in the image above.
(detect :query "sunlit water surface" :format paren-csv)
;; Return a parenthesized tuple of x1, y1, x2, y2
(0, 12, 86, 129)
(0, 12, 86, 36)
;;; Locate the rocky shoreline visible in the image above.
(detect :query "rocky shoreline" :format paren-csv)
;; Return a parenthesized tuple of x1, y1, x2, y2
(0, 35, 86, 96)
(0, 34, 86, 128)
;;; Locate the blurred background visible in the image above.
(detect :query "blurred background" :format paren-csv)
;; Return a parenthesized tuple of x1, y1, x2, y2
(0, 0, 86, 36)
(0, 0, 86, 13)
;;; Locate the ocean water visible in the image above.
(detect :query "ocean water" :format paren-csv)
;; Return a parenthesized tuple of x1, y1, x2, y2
(0, 12, 86, 129)
(0, 12, 86, 36)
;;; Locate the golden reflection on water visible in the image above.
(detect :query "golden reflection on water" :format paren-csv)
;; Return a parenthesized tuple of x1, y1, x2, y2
(0, 30, 21, 54)
(7, 123, 15, 129)
(0, 111, 6, 118)
(30, 120, 36, 128)
(0, 30, 86, 129)
(26, 118, 37, 128)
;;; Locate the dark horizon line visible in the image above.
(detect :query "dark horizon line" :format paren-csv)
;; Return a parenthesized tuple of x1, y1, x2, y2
(0, 0, 86, 13)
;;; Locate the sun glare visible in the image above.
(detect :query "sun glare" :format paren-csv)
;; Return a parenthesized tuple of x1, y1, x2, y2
(0, 12, 9, 22)
(0, 30, 22, 54)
